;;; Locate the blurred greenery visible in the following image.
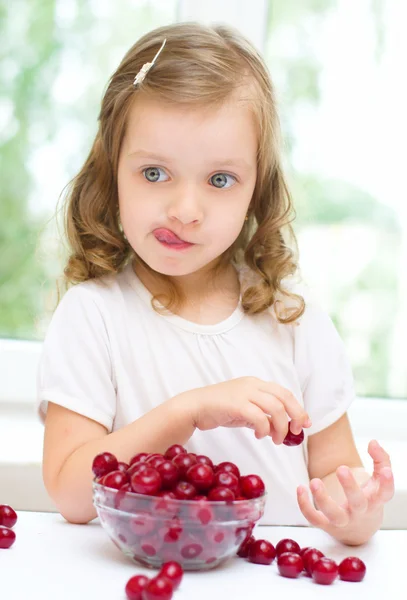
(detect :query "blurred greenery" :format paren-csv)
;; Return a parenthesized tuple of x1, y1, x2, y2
(0, 0, 61, 339)
(266, 0, 403, 398)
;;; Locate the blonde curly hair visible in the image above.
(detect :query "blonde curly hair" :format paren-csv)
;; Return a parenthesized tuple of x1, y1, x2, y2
(59, 22, 304, 324)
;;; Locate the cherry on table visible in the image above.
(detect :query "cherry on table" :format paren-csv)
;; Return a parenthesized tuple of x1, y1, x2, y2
(92, 452, 118, 477)
(302, 547, 325, 575)
(159, 561, 184, 589)
(275, 538, 301, 556)
(0, 505, 17, 528)
(339, 556, 367, 582)
(142, 575, 174, 600)
(248, 539, 276, 565)
(277, 552, 304, 578)
(312, 557, 339, 585)
(125, 574, 150, 600)
(237, 534, 255, 558)
(0, 526, 16, 549)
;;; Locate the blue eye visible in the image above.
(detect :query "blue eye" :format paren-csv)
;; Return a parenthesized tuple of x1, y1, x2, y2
(210, 173, 236, 189)
(143, 167, 169, 182)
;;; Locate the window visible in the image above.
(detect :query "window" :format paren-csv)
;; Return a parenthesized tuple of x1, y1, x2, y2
(1, 0, 405, 401)
(265, 0, 407, 399)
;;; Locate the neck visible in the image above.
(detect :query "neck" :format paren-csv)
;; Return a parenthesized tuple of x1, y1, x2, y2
(133, 259, 240, 306)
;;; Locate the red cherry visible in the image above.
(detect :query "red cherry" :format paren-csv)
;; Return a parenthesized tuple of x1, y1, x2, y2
(164, 445, 187, 460)
(147, 456, 167, 470)
(213, 471, 240, 494)
(172, 453, 197, 477)
(302, 547, 325, 575)
(156, 461, 180, 489)
(275, 538, 301, 556)
(0, 505, 17, 528)
(195, 455, 214, 468)
(240, 474, 265, 499)
(142, 575, 173, 600)
(186, 463, 214, 491)
(125, 574, 150, 600)
(117, 461, 129, 473)
(0, 526, 16, 549)
(103, 470, 129, 490)
(283, 422, 304, 446)
(92, 452, 118, 477)
(338, 556, 367, 582)
(214, 461, 240, 478)
(248, 539, 276, 565)
(277, 552, 303, 578)
(299, 546, 311, 556)
(127, 462, 150, 478)
(237, 534, 255, 558)
(312, 557, 339, 585)
(159, 561, 184, 590)
(129, 453, 150, 466)
(207, 486, 235, 502)
(173, 480, 197, 500)
(130, 467, 162, 495)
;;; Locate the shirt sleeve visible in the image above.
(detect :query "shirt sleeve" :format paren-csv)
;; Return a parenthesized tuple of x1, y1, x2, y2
(293, 288, 356, 436)
(36, 284, 117, 432)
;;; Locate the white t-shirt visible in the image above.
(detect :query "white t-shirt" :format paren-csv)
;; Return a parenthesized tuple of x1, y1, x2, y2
(36, 262, 356, 526)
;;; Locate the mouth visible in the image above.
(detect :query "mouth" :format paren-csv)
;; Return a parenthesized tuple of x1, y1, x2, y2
(153, 228, 195, 250)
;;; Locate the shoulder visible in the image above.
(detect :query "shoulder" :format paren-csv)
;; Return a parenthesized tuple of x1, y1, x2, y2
(55, 263, 132, 315)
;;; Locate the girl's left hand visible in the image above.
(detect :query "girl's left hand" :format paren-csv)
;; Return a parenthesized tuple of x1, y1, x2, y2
(296, 440, 395, 542)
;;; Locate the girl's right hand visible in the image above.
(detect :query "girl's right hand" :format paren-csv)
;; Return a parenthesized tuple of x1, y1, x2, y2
(176, 377, 312, 445)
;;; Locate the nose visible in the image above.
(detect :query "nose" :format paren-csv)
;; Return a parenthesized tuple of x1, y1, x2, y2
(166, 183, 203, 225)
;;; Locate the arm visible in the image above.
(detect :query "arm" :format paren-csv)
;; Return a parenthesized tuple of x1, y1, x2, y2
(297, 413, 394, 545)
(43, 394, 195, 525)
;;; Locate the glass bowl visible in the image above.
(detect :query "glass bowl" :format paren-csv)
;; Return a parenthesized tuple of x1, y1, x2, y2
(93, 481, 266, 571)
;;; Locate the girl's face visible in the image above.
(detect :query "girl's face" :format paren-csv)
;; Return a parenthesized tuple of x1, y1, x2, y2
(117, 94, 258, 279)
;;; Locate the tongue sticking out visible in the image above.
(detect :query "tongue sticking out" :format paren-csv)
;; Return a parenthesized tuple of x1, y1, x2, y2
(154, 228, 187, 244)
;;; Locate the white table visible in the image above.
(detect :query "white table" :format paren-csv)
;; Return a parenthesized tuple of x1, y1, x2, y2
(1, 512, 404, 599)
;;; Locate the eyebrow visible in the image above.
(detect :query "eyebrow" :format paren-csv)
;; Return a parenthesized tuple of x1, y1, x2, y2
(127, 149, 252, 171)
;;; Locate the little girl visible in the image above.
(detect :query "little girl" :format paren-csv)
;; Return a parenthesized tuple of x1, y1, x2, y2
(37, 22, 394, 545)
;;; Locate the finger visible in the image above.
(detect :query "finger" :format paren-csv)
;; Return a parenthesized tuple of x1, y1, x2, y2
(336, 466, 368, 514)
(368, 467, 395, 512)
(260, 382, 311, 434)
(297, 485, 330, 529)
(309, 479, 350, 528)
(243, 403, 271, 440)
(251, 393, 289, 444)
(368, 440, 392, 477)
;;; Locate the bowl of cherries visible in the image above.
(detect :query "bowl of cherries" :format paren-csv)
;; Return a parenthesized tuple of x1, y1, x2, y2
(92, 444, 267, 571)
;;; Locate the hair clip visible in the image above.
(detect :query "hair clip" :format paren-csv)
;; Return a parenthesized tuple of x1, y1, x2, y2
(133, 38, 167, 87)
